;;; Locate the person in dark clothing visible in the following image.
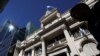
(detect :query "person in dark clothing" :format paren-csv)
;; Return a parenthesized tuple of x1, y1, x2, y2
(70, 1, 100, 55)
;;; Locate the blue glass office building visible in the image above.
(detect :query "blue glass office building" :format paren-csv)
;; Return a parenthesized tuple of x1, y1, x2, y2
(0, 20, 26, 56)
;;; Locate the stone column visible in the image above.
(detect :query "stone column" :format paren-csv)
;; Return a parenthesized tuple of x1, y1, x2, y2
(66, 48, 69, 56)
(32, 48, 35, 56)
(66, 52, 70, 56)
(13, 48, 19, 56)
(62, 26, 80, 56)
(18, 50, 24, 56)
(41, 38, 46, 56)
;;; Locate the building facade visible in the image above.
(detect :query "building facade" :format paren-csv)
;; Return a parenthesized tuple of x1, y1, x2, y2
(14, 0, 100, 56)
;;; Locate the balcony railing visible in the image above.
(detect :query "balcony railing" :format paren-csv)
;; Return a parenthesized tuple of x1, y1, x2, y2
(60, 38, 66, 43)
(35, 51, 42, 56)
(73, 29, 90, 40)
(47, 38, 67, 50)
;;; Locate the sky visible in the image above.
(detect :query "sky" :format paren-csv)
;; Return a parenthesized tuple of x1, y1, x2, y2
(0, 0, 79, 29)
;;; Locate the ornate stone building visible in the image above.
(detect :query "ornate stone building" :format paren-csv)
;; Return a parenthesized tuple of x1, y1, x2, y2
(14, 0, 100, 56)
